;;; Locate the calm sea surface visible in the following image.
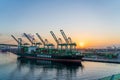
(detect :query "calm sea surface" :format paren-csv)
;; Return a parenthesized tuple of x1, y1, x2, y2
(0, 52, 120, 80)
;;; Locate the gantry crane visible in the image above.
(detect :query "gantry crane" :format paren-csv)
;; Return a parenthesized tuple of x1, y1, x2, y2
(60, 30, 76, 50)
(60, 30, 70, 50)
(23, 33, 34, 46)
(58, 38, 65, 49)
(50, 31, 67, 50)
(44, 39, 54, 48)
(36, 33, 54, 48)
(68, 37, 76, 50)
(50, 31, 60, 48)
(11, 35, 22, 45)
(60, 30, 69, 44)
(11, 35, 23, 53)
(36, 33, 45, 47)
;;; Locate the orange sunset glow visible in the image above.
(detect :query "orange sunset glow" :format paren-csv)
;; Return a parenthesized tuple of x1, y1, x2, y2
(0, 0, 120, 49)
(1, 1, 120, 80)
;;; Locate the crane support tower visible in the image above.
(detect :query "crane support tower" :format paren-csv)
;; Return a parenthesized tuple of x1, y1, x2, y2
(11, 35, 22, 45)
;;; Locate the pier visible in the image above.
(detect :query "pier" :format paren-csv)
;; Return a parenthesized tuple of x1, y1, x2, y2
(82, 52, 120, 63)
(0, 44, 17, 47)
(0, 44, 18, 53)
(80, 48, 120, 64)
(83, 57, 120, 64)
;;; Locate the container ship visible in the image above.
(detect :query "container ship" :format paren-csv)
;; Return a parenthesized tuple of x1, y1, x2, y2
(11, 30, 83, 62)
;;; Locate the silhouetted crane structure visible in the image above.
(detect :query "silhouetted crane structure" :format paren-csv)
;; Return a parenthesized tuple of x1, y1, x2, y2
(68, 37, 76, 50)
(11, 35, 22, 45)
(50, 31, 68, 50)
(60, 30, 69, 44)
(50, 31, 61, 48)
(23, 33, 41, 46)
(60, 30, 76, 50)
(50, 31, 59, 44)
(11, 35, 35, 46)
(36, 33, 45, 46)
(23, 33, 35, 46)
(10, 30, 76, 51)
(36, 33, 54, 49)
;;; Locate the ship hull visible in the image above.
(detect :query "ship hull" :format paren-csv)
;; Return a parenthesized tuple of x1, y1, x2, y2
(14, 53, 83, 62)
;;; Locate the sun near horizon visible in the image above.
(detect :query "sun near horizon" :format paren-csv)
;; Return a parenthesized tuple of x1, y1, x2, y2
(79, 42, 85, 48)
(1, 0, 120, 49)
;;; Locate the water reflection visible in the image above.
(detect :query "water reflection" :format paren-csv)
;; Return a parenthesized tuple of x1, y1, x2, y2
(17, 57, 83, 68)
(1, 53, 120, 80)
(9, 57, 84, 80)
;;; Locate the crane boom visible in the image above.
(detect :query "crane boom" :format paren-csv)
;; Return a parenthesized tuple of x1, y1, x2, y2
(11, 35, 19, 44)
(23, 33, 34, 45)
(50, 31, 59, 44)
(60, 30, 69, 44)
(11, 35, 22, 45)
(36, 33, 45, 46)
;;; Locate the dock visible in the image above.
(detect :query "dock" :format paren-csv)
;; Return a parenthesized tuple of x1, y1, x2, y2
(83, 57, 120, 63)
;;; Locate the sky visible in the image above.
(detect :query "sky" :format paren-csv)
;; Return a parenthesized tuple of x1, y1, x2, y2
(0, 0, 120, 48)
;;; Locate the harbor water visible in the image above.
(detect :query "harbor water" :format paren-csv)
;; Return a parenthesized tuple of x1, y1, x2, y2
(0, 52, 120, 80)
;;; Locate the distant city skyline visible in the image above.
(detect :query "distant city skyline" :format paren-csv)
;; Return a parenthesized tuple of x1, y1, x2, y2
(0, 0, 120, 48)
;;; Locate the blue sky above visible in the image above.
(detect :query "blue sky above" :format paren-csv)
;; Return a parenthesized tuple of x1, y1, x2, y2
(0, 0, 120, 48)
